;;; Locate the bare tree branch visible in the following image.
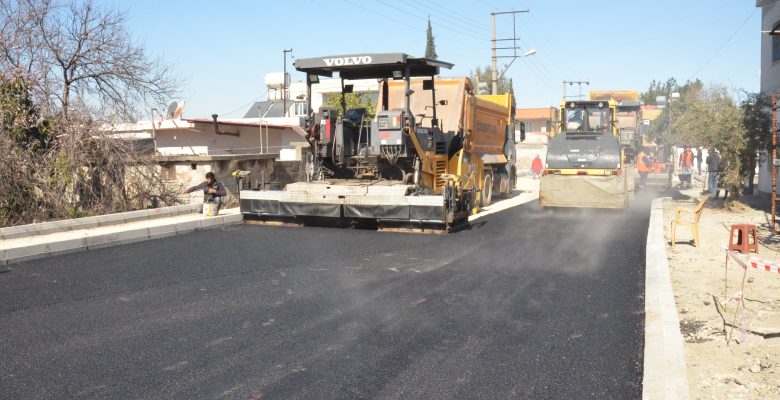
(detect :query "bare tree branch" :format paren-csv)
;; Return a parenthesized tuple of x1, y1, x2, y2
(0, 0, 180, 120)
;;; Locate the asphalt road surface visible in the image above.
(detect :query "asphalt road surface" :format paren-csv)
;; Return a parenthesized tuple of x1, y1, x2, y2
(0, 190, 654, 399)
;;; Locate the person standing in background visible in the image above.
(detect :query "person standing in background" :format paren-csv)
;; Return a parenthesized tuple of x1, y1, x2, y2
(531, 154, 543, 179)
(678, 146, 695, 188)
(706, 149, 720, 195)
(695, 147, 702, 175)
(636, 147, 653, 188)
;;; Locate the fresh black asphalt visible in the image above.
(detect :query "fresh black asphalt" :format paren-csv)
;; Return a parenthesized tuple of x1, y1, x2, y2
(0, 190, 654, 399)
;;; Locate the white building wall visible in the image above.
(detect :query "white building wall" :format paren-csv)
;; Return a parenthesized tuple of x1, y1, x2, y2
(758, 0, 780, 193)
(154, 124, 307, 156)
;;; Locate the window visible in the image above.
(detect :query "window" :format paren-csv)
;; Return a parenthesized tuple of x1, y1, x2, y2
(293, 101, 308, 116)
(161, 164, 176, 181)
(564, 105, 610, 132)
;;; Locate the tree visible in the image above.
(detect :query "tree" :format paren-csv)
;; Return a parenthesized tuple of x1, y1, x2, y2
(640, 78, 703, 106)
(323, 92, 377, 120)
(0, 72, 52, 152)
(425, 17, 437, 60)
(669, 87, 745, 200)
(0, 72, 50, 225)
(508, 78, 514, 97)
(470, 66, 512, 94)
(645, 78, 705, 145)
(0, 1, 182, 226)
(740, 92, 772, 194)
(0, 0, 180, 120)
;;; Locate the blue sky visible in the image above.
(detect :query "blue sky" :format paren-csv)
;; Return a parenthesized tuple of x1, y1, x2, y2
(106, 0, 761, 118)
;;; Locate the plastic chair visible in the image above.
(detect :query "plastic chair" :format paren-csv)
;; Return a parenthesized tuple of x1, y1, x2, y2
(727, 224, 758, 254)
(671, 197, 707, 248)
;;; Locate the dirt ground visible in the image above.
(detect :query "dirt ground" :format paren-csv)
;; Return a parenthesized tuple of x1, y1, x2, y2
(661, 176, 780, 399)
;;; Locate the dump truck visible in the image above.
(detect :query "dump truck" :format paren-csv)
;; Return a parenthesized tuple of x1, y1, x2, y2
(239, 53, 519, 231)
(539, 99, 630, 209)
(589, 90, 641, 152)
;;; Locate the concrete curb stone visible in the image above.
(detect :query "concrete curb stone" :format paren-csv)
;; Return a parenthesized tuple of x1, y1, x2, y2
(642, 197, 690, 400)
(0, 204, 203, 241)
(3, 243, 49, 264)
(1, 224, 43, 240)
(174, 220, 202, 234)
(1, 207, 242, 265)
(46, 237, 87, 257)
(115, 227, 152, 245)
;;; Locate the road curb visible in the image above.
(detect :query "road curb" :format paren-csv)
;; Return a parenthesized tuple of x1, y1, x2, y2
(0, 204, 202, 240)
(642, 197, 690, 399)
(1, 208, 243, 265)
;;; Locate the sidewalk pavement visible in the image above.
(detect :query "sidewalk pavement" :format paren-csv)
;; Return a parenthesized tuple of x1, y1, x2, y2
(0, 204, 242, 265)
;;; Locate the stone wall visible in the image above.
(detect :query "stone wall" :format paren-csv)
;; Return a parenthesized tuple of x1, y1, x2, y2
(161, 157, 304, 208)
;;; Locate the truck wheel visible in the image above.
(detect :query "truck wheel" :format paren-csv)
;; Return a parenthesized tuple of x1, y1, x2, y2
(481, 173, 493, 206)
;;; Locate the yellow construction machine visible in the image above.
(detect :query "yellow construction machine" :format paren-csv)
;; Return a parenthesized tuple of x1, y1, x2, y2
(539, 99, 631, 209)
(239, 53, 519, 231)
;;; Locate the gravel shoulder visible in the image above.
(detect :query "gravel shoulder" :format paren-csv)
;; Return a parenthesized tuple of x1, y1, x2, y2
(662, 179, 780, 399)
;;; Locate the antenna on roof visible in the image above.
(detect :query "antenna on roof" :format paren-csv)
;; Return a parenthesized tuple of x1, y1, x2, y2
(166, 101, 178, 119)
(173, 101, 186, 119)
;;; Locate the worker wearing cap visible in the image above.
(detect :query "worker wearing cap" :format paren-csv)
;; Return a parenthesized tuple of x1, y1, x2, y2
(679, 146, 695, 189)
(636, 148, 653, 188)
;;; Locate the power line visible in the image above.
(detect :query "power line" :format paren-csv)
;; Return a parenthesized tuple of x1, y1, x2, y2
(373, 0, 485, 43)
(491, 9, 529, 94)
(345, 0, 485, 51)
(527, 12, 575, 77)
(472, 4, 563, 89)
(485, 1, 576, 85)
(220, 91, 268, 117)
(404, 0, 514, 39)
(687, 9, 756, 81)
(360, 0, 562, 87)
(398, 0, 495, 41)
(416, 0, 515, 38)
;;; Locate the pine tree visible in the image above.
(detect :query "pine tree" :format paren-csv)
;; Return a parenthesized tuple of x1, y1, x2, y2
(425, 17, 438, 59)
(508, 78, 515, 97)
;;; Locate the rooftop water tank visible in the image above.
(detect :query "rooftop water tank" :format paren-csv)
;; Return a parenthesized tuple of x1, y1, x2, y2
(265, 72, 290, 89)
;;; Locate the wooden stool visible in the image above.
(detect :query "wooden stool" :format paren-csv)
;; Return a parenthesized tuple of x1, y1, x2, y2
(728, 224, 758, 254)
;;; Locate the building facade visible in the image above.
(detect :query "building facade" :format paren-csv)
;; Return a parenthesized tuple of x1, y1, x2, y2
(758, 0, 780, 193)
(516, 107, 557, 144)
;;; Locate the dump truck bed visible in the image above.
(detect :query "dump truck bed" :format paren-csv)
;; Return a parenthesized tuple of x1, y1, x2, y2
(384, 78, 510, 164)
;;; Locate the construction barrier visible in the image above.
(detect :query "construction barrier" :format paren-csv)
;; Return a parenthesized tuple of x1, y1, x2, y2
(725, 248, 780, 274)
(722, 248, 780, 344)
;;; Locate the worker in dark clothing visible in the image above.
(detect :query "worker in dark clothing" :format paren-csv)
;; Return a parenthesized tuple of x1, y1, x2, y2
(706, 149, 720, 195)
(183, 172, 227, 213)
(695, 147, 703, 174)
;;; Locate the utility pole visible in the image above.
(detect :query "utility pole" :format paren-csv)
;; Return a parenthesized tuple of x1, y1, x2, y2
(773, 94, 778, 233)
(491, 13, 497, 95)
(562, 80, 589, 100)
(283, 48, 293, 117)
(491, 9, 529, 95)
